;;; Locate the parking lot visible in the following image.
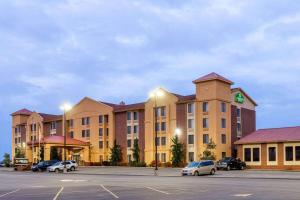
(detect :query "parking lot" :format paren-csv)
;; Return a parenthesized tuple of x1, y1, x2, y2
(1, 168, 300, 200)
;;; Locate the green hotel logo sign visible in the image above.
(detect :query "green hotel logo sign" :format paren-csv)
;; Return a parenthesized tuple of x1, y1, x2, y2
(235, 92, 244, 104)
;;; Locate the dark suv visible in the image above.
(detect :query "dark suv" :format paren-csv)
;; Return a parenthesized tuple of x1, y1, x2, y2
(216, 157, 246, 170)
(31, 160, 60, 172)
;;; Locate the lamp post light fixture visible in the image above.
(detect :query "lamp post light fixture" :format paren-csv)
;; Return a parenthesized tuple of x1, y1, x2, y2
(174, 128, 182, 137)
(60, 103, 72, 172)
(149, 88, 165, 171)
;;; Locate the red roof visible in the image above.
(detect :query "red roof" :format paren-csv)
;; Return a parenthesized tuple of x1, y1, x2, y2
(177, 94, 196, 103)
(114, 102, 145, 113)
(11, 109, 32, 116)
(193, 72, 233, 85)
(39, 113, 62, 122)
(28, 135, 89, 146)
(235, 126, 300, 145)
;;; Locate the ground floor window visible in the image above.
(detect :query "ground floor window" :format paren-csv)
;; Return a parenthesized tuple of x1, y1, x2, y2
(222, 152, 226, 158)
(188, 152, 194, 162)
(268, 147, 276, 162)
(244, 148, 251, 162)
(296, 146, 300, 161)
(127, 155, 131, 162)
(252, 148, 260, 162)
(161, 153, 166, 163)
(285, 146, 293, 161)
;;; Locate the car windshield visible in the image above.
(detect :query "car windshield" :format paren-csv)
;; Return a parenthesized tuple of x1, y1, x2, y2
(186, 162, 199, 168)
(52, 162, 61, 166)
(221, 157, 232, 162)
(37, 162, 44, 166)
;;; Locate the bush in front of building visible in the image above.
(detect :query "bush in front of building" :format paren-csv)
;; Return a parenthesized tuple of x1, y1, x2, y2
(3, 153, 11, 167)
(129, 161, 147, 167)
(149, 160, 162, 167)
(110, 140, 122, 166)
(171, 135, 185, 167)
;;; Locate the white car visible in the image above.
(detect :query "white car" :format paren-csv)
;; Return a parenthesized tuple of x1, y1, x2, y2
(47, 160, 78, 172)
(181, 160, 216, 176)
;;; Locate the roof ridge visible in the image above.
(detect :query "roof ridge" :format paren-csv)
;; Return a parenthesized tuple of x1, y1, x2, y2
(258, 126, 300, 131)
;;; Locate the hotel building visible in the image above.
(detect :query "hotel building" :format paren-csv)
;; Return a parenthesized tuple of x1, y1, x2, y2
(11, 72, 257, 165)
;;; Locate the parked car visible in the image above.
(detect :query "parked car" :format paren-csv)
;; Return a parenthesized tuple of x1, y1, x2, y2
(47, 160, 78, 172)
(31, 160, 60, 172)
(216, 157, 246, 170)
(0, 161, 4, 167)
(181, 160, 216, 176)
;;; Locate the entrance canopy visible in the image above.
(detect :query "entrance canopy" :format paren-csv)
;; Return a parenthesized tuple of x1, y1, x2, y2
(27, 135, 89, 146)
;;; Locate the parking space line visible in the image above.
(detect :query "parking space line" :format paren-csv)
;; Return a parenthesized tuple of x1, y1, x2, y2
(232, 193, 252, 197)
(0, 189, 20, 198)
(53, 187, 64, 200)
(100, 184, 119, 199)
(146, 187, 170, 195)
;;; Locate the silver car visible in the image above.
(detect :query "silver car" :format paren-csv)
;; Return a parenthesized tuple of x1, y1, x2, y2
(47, 160, 78, 172)
(181, 160, 216, 176)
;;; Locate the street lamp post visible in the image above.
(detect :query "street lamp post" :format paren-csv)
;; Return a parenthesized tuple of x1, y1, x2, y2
(60, 103, 72, 172)
(149, 88, 164, 172)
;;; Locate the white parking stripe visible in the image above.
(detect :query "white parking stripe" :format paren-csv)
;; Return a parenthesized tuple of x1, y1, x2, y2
(53, 187, 64, 200)
(0, 189, 20, 198)
(146, 187, 170, 195)
(100, 184, 119, 199)
(232, 194, 252, 197)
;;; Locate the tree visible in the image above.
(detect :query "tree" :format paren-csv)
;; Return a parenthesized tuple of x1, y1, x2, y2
(3, 153, 10, 167)
(171, 135, 184, 167)
(200, 139, 217, 160)
(132, 138, 140, 163)
(15, 147, 25, 158)
(50, 147, 59, 160)
(110, 140, 122, 166)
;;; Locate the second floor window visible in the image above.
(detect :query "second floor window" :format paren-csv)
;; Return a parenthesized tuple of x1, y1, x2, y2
(221, 102, 226, 112)
(188, 135, 194, 144)
(221, 134, 226, 144)
(203, 118, 209, 128)
(203, 134, 209, 144)
(188, 119, 194, 129)
(82, 117, 90, 125)
(99, 128, 103, 136)
(203, 102, 208, 112)
(81, 129, 90, 137)
(221, 118, 226, 128)
(69, 131, 74, 138)
(161, 122, 166, 131)
(133, 125, 138, 134)
(155, 122, 160, 131)
(161, 137, 166, 146)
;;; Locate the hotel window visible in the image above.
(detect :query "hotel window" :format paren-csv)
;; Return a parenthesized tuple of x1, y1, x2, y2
(15, 138, 18, 144)
(155, 108, 160, 117)
(203, 118, 209, 128)
(222, 152, 226, 158)
(188, 152, 194, 162)
(237, 108, 241, 117)
(68, 119, 74, 128)
(155, 137, 160, 146)
(50, 122, 56, 130)
(188, 135, 194, 145)
(31, 124, 37, 132)
(161, 122, 166, 131)
(133, 125, 138, 134)
(104, 115, 109, 123)
(99, 115, 103, 123)
(156, 153, 160, 161)
(106, 141, 109, 149)
(161, 153, 166, 163)
(221, 134, 226, 144)
(34, 136, 37, 141)
(203, 134, 209, 144)
(99, 128, 103, 136)
(202, 102, 208, 112)
(127, 126, 131, 134)
(133, 112, 138, 120)
(268, 147, 276, 162)
(221, 102, 226, 112)
(244, 148, 251, 162)
(127, 139, 131, 148)
(187, 103, 194, 114)
(81, 130, 90, 138)
(237, 123, 241, 132)
(127, 112, 131, 120)
(82, 117, 90, 125)
(99, 141, 103, 149)
(161, 107, 166, 117)
(253, 148, 260, 162)
(285, 146, 293, 161)
(106, 128, 109, 136)
(188, 119, 194, 129)
(221, 118, 226, 128)
(155, 122, 160, 131)
(296, 146, 300, 161)
(69, 131, 74, 138)
(161, 137, 166, 146)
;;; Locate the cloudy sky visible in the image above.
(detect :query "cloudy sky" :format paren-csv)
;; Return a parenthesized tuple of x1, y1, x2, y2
(1, 0, 300, 156)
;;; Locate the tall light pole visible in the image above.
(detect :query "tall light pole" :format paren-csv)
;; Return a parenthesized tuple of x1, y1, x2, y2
(60, 103, 72, 172)
(149, 88, 164, 171)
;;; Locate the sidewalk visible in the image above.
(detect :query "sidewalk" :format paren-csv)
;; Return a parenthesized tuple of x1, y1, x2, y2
(71, 166, 300, 180)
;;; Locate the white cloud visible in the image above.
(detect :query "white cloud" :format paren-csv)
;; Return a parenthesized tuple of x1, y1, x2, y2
(114, 35, 147, 46)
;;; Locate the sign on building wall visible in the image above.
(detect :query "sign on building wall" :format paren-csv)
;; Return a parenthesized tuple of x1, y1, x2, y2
(235, 92, 244, 104)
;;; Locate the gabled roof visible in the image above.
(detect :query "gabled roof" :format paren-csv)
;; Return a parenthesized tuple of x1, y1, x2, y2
(39, 113, 62, 122)
(231, 87, 258, 106)
(177, 94, 196, 103)
(235, 126, 300, 145)
(27, 135, 89, 146)
(11, 108, 32, 116)
(193, 72, 233, 85)
(114, 102, 145, 113)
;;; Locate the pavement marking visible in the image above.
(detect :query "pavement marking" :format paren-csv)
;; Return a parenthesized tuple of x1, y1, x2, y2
(53, 187, 64, 200)
(0, 189, 20, 198)
(146, 187, 170, 195)
(100, 184, 119, 199)
(232, 194, 252, 197)
(60, 179, 87, 182)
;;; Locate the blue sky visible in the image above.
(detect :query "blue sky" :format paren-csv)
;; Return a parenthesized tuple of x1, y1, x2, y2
(1, 0, 300, 157)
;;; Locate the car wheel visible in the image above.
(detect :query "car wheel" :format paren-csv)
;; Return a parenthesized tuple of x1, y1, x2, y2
(210, 169, 216, 175)
(70, 166, 75, 171)
(227, 166, 231, 171)
(194, 171, 199, 176)
(55, 168, 59, 173)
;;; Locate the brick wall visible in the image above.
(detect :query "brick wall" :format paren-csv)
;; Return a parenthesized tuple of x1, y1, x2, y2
(138, 110, 145, 162)
(114, 112, 127, 162)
